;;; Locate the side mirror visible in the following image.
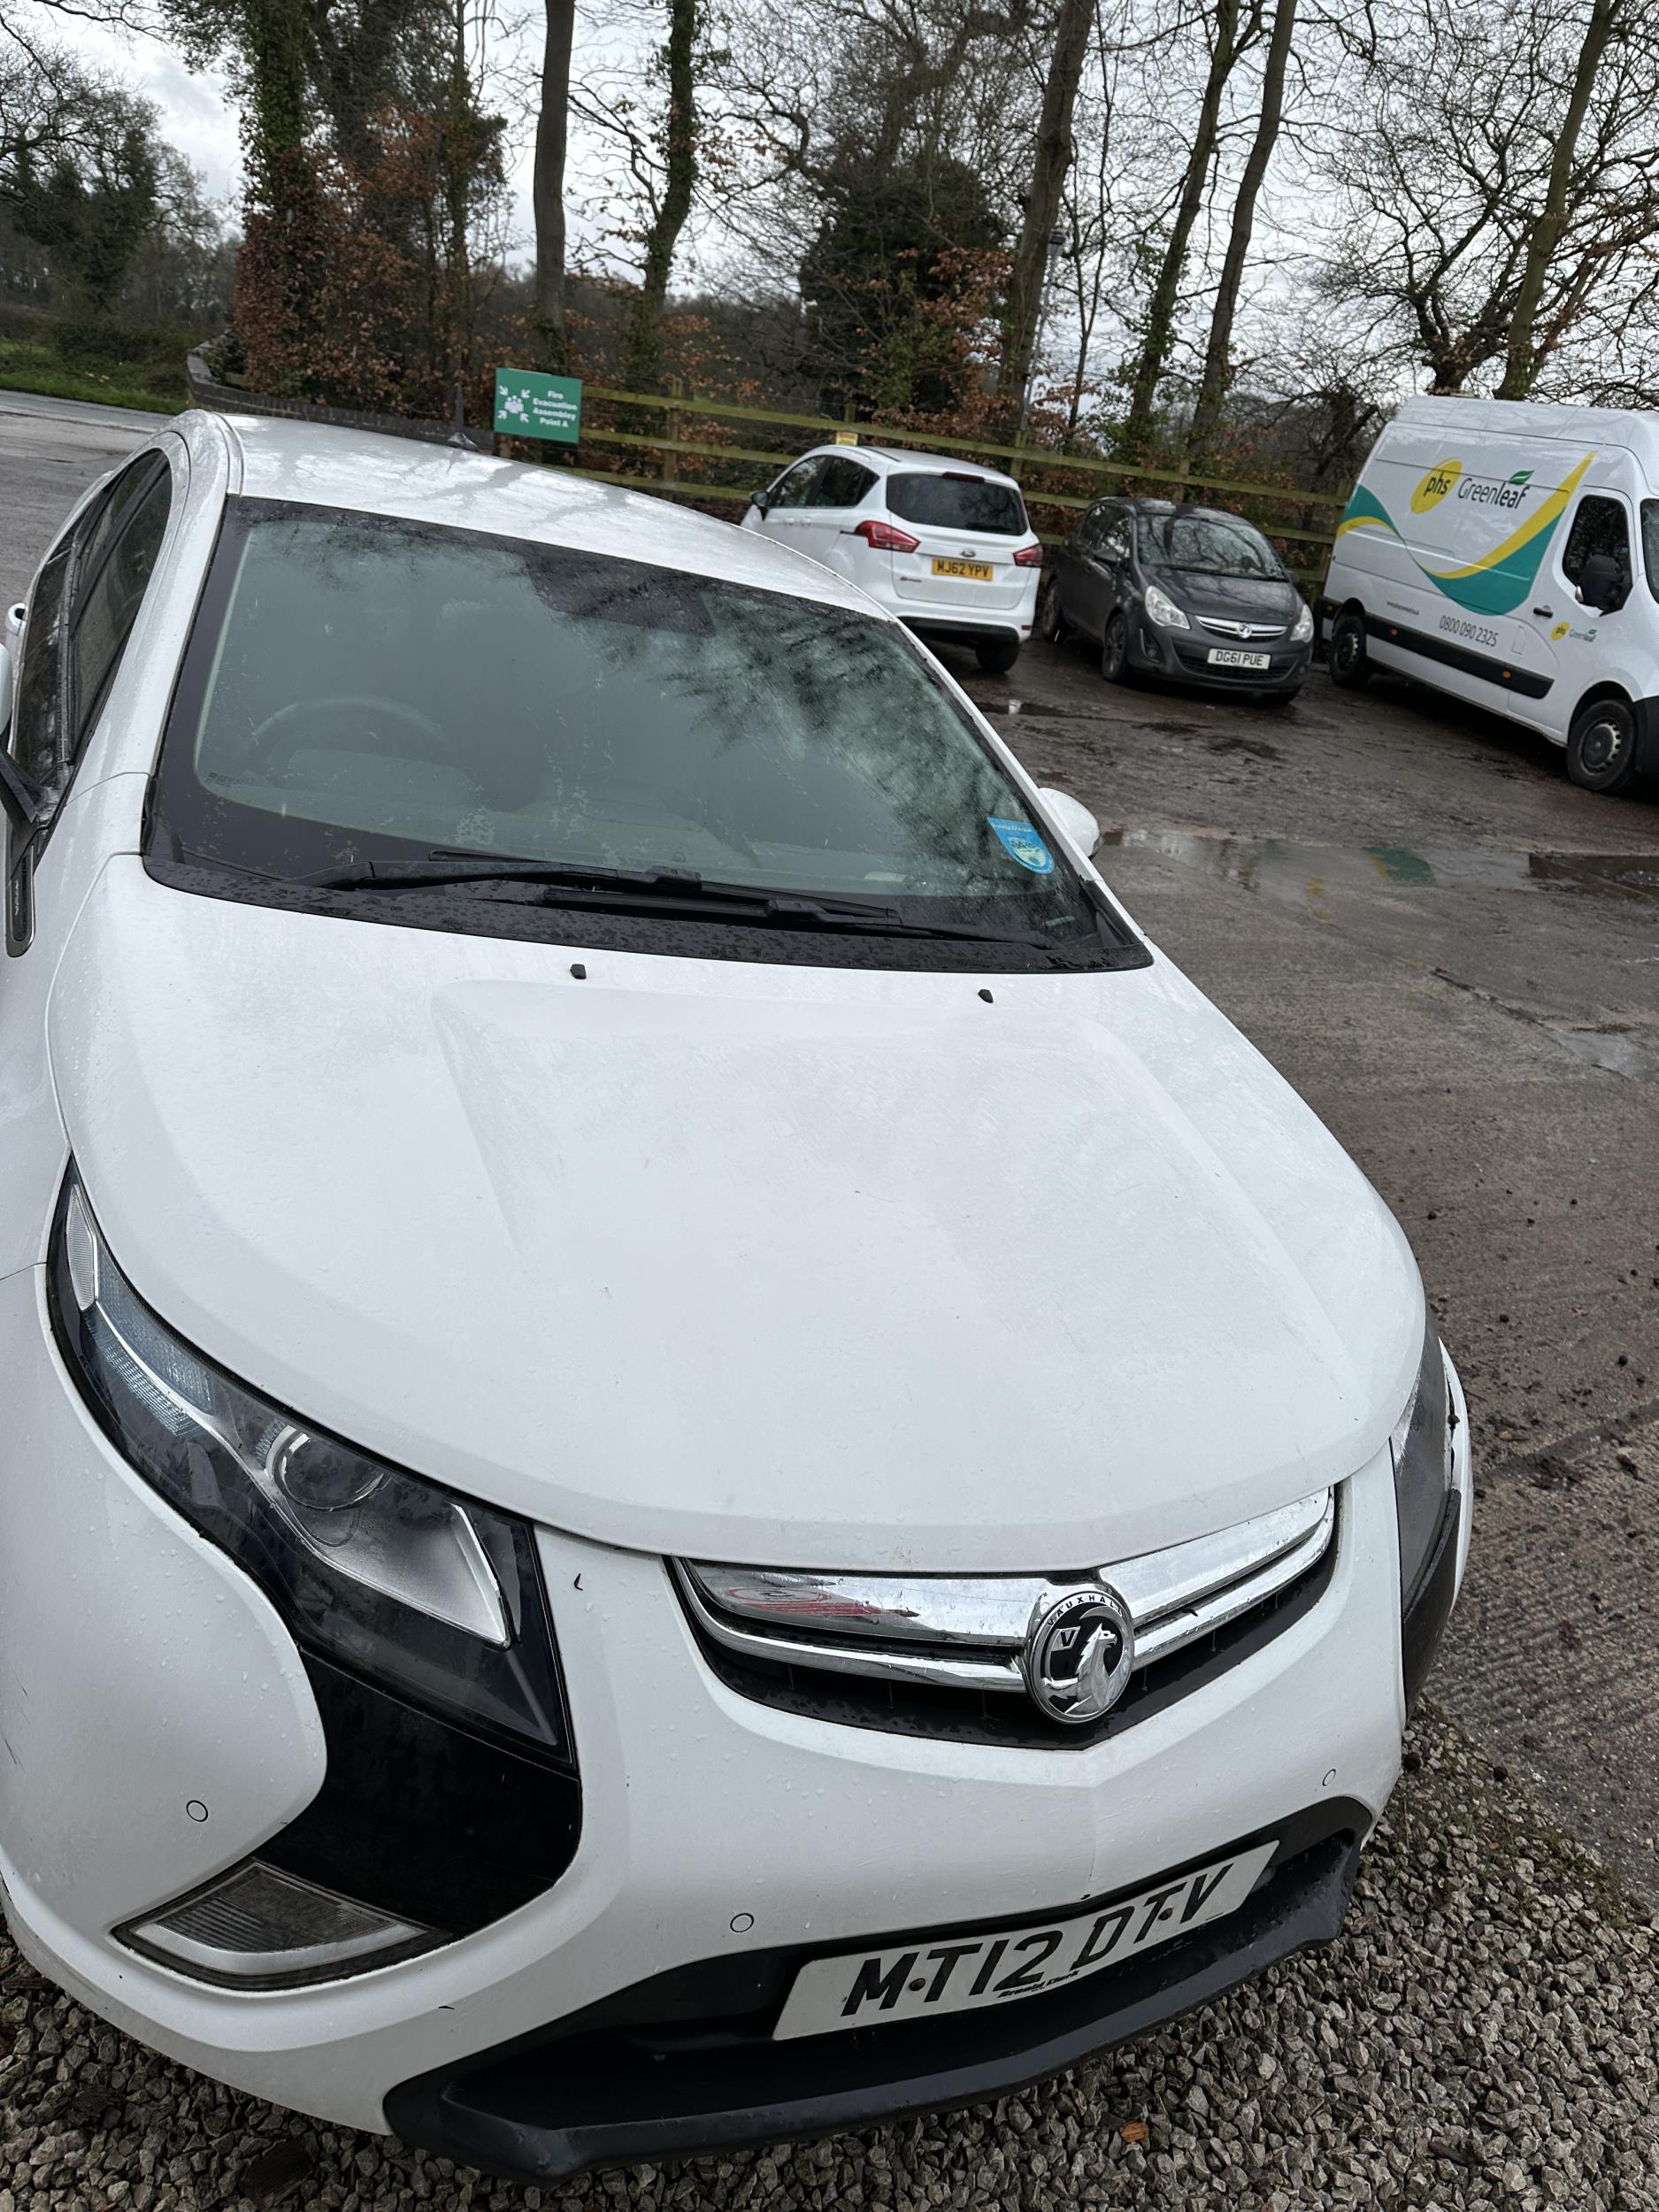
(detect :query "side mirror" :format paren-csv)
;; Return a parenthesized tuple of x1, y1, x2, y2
(1038, 786, 1102, 859)
(749, 489, 772, 517)
(1578, 552, 1626, 611)
(3, 603, 21, 653)
(0, 642, 11, 737)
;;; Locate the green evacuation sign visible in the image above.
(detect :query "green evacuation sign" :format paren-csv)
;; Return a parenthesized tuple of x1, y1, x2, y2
(493, 367, 582, 443)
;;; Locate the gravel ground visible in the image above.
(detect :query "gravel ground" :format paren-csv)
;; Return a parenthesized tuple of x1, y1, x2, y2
(2, 1712, 1654, 2212)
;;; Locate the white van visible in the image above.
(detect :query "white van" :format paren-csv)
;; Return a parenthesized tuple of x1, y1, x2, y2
(1319, 395, 1659, 794)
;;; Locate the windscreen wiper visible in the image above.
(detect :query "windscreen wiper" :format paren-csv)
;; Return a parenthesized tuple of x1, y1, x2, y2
(305, 853, 1074, 950)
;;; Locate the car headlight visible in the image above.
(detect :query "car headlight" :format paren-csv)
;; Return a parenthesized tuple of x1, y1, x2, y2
(1143, 582, 1190, 630)
(1291, 603, 1314, 644)
(1389, 1314, 1456, 1603)
(49, 1167, 569, 1761)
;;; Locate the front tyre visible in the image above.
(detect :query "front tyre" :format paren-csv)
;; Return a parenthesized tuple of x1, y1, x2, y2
(1101, 611, 1132, 685)
(1328, 607, 1371, 688)
(1566, 695, 1640, 795)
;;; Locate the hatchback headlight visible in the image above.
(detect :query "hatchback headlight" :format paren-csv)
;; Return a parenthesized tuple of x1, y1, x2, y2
(1143, 582, 1190, 630)
(50, 1167, 569, 1761)
(1389, 1315, 1455, 1603)
(1291, 603, 1315, 644)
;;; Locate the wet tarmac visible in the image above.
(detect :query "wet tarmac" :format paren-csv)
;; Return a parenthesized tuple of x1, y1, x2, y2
(1096, 826, 1659, 910)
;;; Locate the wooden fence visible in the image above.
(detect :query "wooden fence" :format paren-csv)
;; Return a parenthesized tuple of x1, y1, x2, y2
(541, 381, 1345, 582)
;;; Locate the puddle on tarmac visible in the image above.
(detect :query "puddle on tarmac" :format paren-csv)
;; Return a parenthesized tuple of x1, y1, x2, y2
(1101, 827, 1659, 907)
(1544, 1025, 1655, 1079)
(981, 697, 1103, 723)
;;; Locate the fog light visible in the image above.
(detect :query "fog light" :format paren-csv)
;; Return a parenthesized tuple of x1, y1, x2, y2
(120, 1860, 438, 1988)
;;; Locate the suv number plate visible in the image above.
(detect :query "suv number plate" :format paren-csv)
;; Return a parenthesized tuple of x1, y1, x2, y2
(772, 1839, 1276, 2039)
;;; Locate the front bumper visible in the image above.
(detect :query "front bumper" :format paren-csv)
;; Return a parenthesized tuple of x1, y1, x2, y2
(1130, 619, 1311, 695)
(385, 1804, 1368, 2183)
(0, 1260, 1468, 2160)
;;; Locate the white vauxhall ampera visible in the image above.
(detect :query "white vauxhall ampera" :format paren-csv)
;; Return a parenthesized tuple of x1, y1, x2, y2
(0, 411, 1471, 2183)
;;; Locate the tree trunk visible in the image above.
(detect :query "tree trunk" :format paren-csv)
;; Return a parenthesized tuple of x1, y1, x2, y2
(1187, 0, 1297, 472)
(1119, 0, 1245, 462)
(443, 0, 472, 387)
(623, 0, 699, 394)
(997, 0, 1094, 409)
(1496, 0, 1618, 399)
(532, 0, 576, 370)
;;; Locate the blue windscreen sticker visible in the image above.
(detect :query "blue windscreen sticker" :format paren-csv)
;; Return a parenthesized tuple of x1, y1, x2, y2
(987, 816, 1055, 874)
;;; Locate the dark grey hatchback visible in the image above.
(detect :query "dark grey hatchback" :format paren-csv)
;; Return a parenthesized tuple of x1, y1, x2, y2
(1038, 499, 1314, 702)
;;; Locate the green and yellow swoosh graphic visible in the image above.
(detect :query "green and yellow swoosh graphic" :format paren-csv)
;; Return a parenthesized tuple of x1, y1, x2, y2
(1334, 455, 1592, 617)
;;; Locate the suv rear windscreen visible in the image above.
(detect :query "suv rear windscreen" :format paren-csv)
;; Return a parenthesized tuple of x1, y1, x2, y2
(886, 474, 1027, 537)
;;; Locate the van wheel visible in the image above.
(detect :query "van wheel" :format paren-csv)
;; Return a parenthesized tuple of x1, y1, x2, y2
(1101, 612, 1132, 684)
(976, 637, 1020, 673)
(1328, 609, 1371, 688)
(1566, 696, 1640, 795)
(1036, 578, 1067, 644)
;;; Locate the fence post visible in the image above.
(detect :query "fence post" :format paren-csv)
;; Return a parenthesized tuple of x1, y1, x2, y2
(664, 375, 683, 484)
(1008, 429, 1025, 484)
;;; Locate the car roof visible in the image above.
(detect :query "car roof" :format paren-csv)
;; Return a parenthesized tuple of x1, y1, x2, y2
(1108, 498, 1249, 522)
(210, 411, 885, 614)
(805, 443, 1024, 491)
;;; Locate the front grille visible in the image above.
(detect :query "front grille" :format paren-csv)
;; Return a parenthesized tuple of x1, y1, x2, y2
(675, 1492, 1338, 1748)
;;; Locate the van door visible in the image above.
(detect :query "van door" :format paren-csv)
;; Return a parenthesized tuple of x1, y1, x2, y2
(1513, 488, 1637, 736)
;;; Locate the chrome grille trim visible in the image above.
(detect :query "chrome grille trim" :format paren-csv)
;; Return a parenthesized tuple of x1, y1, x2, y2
(675, 1489, 1335, 1698)
(1200, 616, 1286, 640)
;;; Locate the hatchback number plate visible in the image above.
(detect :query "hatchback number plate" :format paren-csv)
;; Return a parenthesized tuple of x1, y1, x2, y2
(772, 1839, 1276, 2039)
(1207, 648, 1271, 670)
(932, 557, 995, 580)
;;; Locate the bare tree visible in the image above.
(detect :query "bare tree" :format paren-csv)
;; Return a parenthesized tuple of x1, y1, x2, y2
(998, 0, 1093, 408)
(532, 0, 576, 366)
(1499, 0, 1623, 397)
(1118, 0, 1256, 460)
(1187, 0, 1297, 468)
(1314, 0, 1659, 399)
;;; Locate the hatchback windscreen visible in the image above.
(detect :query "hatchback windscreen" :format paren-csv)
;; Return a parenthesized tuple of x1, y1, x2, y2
(148, 499, 1121, 967)
(885, 475, 1027, 537)
(1141, 515, 1285, 580)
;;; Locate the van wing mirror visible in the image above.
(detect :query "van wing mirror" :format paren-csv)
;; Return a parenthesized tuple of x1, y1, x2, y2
(1578, 552, 1626, 611)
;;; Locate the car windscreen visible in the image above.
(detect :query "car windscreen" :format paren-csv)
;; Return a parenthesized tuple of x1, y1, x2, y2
(886, 474, 1028, 537)
(1140, 514, 1285, 579)
(147, 498, 1125, 970)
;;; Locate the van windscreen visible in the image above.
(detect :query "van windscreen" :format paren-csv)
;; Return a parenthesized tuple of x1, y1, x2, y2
(886, 475, 1027, 536)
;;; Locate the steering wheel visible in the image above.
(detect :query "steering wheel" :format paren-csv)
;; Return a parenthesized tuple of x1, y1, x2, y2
(243, 695, 461, 778)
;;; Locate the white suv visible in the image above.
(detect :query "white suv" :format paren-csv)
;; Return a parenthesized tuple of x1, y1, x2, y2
(741, 444, 1043, 672)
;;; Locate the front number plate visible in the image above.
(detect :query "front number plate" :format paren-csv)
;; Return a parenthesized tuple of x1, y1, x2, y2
(1207, 648, 1271, 669)
(772, 1839, 1276, 2039)
(932, 557, 995, 580)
